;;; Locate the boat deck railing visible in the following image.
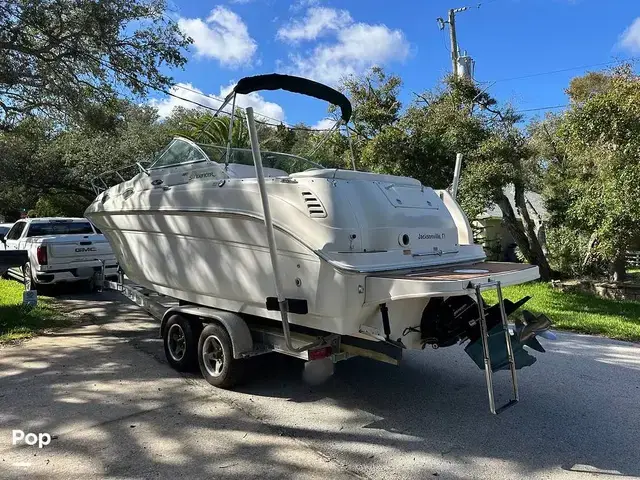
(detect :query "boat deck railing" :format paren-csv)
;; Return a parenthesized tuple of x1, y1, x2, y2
(90, 138, 326, 196)
(90, 161, 151, 195)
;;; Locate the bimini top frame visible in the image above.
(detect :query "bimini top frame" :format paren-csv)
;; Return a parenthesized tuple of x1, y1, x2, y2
(233, 73, 354, 355)
(216, 73, 356, 170)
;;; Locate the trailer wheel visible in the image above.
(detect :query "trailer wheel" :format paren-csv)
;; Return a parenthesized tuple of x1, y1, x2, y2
(198, 323, 245, 388)
(163, 314, 198, 371)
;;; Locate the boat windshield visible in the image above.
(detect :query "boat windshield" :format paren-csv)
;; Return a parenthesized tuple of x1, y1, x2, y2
(149, 138, 208, 170)
(149, 137, 323, 174)
(197, 143, 323, 175)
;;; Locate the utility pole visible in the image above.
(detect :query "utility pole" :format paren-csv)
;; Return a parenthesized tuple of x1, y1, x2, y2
(437, 7, 470, 77)
(437, 7, 474, 198)
(448, 9, 458, 76)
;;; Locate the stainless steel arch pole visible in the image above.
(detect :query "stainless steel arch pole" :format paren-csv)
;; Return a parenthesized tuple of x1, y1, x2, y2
(245, 107, 322, 353)
(225, 93, 237, 168)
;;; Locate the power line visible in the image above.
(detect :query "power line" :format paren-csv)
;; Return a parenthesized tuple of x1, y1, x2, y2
(476, 0, 507, 6)
(170, 83, 294, 128)
(171, 83, 347, 132)
(440, 29, 450, 53)
(514, 104, 567, 113)
(87, 49, 576, 127)
(485, 57, 639, 84)
(90, 54, 341, 131)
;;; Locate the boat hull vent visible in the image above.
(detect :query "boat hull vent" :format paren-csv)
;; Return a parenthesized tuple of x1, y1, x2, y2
(301, 191, 327, 218)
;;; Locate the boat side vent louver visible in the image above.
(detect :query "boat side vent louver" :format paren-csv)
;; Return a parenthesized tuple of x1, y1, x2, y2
(301, 191, 327, 218)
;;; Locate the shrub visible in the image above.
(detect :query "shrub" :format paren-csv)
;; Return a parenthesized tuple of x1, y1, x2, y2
(546, 226, 606, 278)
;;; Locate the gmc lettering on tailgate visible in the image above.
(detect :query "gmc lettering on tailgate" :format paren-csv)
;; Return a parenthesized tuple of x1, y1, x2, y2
(75, 247, 97, 253)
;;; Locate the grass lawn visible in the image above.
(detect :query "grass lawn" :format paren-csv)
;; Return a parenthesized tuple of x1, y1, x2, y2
(0, 278, 73, 342)
(484, 281, 640, 342)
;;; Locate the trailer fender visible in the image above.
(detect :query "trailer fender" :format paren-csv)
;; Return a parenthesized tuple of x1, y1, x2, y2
(160, 306, 253, 359)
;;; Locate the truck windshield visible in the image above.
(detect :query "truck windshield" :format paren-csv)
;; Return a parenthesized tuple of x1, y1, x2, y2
(26, 222, 95, 237)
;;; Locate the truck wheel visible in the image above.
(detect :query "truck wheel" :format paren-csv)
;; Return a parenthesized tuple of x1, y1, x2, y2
(23, 263, 35, 291)
(163, 315, 199, 372)
(198, 323, 245, 388)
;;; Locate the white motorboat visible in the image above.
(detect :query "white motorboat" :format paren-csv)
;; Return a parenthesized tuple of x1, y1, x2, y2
(86, 74, 552, 413)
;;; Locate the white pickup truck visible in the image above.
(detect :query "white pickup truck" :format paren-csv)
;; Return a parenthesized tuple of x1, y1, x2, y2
(1, 217, 118, 291)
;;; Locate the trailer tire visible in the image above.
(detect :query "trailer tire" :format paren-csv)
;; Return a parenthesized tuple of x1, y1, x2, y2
(163, 314, 199, 372)
(198, 323, 245, 388)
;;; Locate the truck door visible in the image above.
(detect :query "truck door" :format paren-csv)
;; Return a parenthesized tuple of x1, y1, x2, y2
(4, 221, 27, 276)
(4, 221, 26, 251)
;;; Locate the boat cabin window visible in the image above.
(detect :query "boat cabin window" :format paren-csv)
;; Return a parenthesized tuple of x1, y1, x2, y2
(150, 138, 208, 170)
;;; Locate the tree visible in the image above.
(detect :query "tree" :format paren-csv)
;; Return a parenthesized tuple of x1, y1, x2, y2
(169, 108, 249, 148)
(0, 101, 171, 218)
(543, 65, 640, 281)
(340, 66, 402, 140)
(342, 69, 551, 279)
(472, 116, 550, 279)
(565, 71, 613, 104)
(0, 0, 190, 129)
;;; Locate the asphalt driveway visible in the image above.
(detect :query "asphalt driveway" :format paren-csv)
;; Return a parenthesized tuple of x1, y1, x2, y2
(0, 290, 639, 479)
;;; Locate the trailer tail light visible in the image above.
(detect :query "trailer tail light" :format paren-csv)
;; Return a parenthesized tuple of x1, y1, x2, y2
(36, 246, 48, 265)
(308, 346, 333, 361)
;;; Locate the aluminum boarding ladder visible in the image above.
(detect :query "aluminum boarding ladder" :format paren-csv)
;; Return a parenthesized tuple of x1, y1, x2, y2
(472, 280, 519, 415)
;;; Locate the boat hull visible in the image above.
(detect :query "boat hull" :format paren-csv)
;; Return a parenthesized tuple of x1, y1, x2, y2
(90, 209, 365, 334)
(88, 209, 539, 348)
(86, 157, 539, 348)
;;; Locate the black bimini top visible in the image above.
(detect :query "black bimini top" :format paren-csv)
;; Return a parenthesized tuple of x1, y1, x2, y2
(234, 74, 352, 123)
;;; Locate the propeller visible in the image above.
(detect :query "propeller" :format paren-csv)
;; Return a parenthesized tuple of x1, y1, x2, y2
(516, 311, 554, 342)
(538, 329, 557, 340)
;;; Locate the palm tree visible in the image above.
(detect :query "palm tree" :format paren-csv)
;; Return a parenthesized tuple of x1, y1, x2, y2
(174, 113, 249, 148)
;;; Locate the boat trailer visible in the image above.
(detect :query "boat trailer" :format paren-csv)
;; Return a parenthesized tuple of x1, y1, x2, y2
(93, 106, 551, 415)
(100, 267, 542, 415)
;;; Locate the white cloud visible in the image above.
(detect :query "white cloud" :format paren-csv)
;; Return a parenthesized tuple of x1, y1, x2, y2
(277, 7, 352, 42)
(229, 0, 252, 3)
(311, 118, 338, 130)
(218, 82, 285, 121)
(150, 83, 219, 119)
(619, 17, 640, 53)
(178, 6, 256, 67)
(285, 21, 410, 85)
(150, 82, 285, 123)
(290, 0, 320, 12)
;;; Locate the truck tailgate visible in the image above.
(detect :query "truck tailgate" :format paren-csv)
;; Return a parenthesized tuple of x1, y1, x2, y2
(40, 235, 115, 264)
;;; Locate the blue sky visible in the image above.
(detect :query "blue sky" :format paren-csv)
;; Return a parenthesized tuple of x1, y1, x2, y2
(153, 0, 640, 127)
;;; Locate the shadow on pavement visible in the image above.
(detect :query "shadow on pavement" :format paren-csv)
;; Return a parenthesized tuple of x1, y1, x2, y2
(0, 291, 638, 479)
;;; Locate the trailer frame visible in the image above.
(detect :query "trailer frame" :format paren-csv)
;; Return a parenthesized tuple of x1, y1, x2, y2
(102, 268, 523, 414)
